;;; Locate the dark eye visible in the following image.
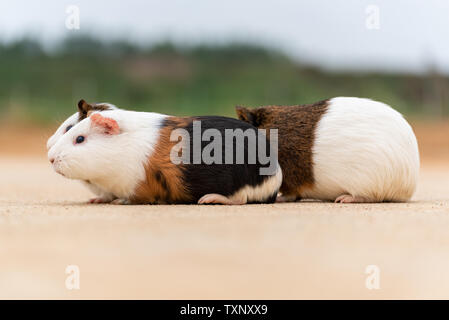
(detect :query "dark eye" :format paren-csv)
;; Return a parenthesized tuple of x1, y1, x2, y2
(75, 136, 85, 144)
(65, 125, 74, 132)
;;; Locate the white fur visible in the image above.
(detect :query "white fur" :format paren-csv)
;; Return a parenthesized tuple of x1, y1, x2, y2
(48, 109, 167, 199)
(80, 180, 116, 202)
(46, 103, 118, 151)
(47, 112, 79, 151)
(229, 165, 283, 204)
(301, 97, 420, 202)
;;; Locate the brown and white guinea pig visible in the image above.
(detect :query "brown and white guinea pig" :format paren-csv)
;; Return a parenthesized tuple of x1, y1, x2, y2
(236, 97, 420, 203)
(47, 106, 282, 205)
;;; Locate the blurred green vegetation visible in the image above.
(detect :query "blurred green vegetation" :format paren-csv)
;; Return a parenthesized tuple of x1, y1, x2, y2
(1, 35, 448, 125)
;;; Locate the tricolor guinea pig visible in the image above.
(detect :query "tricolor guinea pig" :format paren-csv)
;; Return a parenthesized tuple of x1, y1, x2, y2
(236, 97, 420, 203)
(47, 108, 282, 205)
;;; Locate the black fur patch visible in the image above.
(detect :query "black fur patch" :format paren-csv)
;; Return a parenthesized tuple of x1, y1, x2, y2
(155, 170, 169, 191)
(164, 116, 278, 202)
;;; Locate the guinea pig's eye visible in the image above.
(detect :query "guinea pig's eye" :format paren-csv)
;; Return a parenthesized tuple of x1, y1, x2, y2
(75, 136, 85, 144)
(65, 125, 74, 133)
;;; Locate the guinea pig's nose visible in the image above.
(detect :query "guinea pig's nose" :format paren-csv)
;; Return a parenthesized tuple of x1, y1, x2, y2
(50, 158, 55, 164)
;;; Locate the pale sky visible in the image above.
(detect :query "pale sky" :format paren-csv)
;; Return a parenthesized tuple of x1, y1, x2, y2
(1, 0, 448, 73)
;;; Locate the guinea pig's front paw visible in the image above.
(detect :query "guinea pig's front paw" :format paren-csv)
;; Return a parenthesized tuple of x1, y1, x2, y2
(110, 198, 131, 205)
(88, 197, 115, 204)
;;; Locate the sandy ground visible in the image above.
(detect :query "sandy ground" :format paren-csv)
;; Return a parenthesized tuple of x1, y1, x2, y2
(0, 154, 448, 299)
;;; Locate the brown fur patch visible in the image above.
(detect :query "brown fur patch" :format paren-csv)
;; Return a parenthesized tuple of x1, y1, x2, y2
(130, 117, 193, 204)
(77, 99, 115, 121)
(236, 100, 329, 198)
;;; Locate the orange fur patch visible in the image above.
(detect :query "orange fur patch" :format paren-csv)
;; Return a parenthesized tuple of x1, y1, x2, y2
(90, 113, 120, 135)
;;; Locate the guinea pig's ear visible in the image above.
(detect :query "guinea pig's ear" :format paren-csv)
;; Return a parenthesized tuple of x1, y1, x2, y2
(236, 106, 258, 127)
(90, 113, 120, 135)
(78, 99, 93, 119)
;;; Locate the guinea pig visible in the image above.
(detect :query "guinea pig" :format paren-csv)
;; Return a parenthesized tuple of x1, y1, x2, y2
(46, 99, 117, 151)
(47, 109, 282, 205)
(236, 97, 420, 203)
(47, 100, 119, 202)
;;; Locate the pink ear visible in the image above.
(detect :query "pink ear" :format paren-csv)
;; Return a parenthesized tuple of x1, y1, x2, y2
(90, 113, 120, 135)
